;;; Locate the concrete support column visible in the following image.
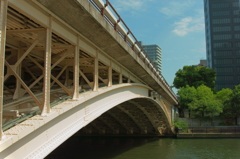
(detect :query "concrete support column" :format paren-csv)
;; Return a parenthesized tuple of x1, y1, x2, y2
(127, 73, 131, 83)
(73, 37, 79, 99)
(119, 73, 122, 84)
(42, 15, 52, 115)
(0, 0, 8, 140)
(118, 68, 122, 84)
(93, 50, 98, 91)
(108, 61, 112, 87)
(64, 67, 69, 86)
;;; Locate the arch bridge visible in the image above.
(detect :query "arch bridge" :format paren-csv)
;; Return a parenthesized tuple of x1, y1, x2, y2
(0, 0, 178, 158)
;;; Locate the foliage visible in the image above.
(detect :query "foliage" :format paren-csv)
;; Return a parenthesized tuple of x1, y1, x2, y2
(188, 85, 223, 119)
(173, 65, 216, 90)
(215, 88, 232, 103)
(221, 85, 240, 124)
(177, 85, 197, 110)
(173, 121, 188, 132)
(219, 121, 234, 126)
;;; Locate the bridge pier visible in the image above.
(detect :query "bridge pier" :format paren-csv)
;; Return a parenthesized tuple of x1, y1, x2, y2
(0, 0, 8, 140)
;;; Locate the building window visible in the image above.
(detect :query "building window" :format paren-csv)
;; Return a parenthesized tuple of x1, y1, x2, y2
(217, 76, 234, 82)
(216, 84, 225, 90)
(236, 50, 240, 55)
(236, 42, 240, 47)
(212, 10, 230, 16)
(212, 18, 231, 24)
(235, 34, 240, 39)
(235, 26, 240, 31)
(213, 26, 231, 32)
(214, 59, 233, 65)
(215, 67, 233, 73)
(226, 84, 234, 89)
(212, 3, 229, 8)
(233, 10, 240, 15)
(237, 58, 240, 64)
(232, 2, 239, 7)
(214, 50, 232, 56)
(234, 18, 240, 23)
(213, 42, 232, 48)
(216, 83, 234, 90)
(213, 34, 232, 40)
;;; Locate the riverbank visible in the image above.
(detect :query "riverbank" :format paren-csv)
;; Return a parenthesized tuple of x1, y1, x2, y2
(177, 133, 240, 139)
(74, 134, 176, 138)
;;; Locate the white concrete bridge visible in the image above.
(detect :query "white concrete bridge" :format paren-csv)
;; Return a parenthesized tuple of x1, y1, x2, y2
(0, 0, 178, 158)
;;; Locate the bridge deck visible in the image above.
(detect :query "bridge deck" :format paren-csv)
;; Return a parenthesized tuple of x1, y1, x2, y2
(0, 0, 178, 157)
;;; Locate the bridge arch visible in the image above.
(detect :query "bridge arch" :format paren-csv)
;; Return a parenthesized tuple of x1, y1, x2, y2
(0, 83, 173, 159)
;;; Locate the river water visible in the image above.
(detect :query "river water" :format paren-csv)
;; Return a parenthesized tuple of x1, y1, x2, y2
(46, 136, 240, 159)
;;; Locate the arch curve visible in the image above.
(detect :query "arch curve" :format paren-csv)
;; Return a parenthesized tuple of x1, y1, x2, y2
(1, 83, 174, 159)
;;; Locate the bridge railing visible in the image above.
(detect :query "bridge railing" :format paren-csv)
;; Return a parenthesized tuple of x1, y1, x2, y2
(89, 0, 177, 101)
(2, 96, 72, 131)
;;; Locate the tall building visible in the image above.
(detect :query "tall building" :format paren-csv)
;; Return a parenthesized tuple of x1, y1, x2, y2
(194, 60, 207, 67)
(140, 42, 162, 73)
(204, 0, 240, 90)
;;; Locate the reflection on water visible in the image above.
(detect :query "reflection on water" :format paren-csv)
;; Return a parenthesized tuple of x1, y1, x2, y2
(46, 136, 240, 159)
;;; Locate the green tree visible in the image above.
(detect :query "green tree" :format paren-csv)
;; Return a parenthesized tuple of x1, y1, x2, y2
(173, 66, 216, 90)
(177, 85, 197, 110)
(221, 85, 240, 125)
(216, 88, 232, 104)
(188, 85, 223, 120)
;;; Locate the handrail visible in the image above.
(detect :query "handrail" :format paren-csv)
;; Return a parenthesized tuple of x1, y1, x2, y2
(88, 0, 177, 101)
(2, 96, 72, 131)
(2, 87, 96, 132)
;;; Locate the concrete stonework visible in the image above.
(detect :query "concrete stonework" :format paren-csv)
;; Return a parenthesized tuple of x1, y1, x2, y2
(36, 0, 177, 105)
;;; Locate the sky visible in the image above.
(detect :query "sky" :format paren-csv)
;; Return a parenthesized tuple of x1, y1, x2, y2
(109, 0, 206, 89)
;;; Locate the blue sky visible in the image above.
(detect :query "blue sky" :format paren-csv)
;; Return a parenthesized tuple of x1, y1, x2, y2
(110, 0, 206, 88)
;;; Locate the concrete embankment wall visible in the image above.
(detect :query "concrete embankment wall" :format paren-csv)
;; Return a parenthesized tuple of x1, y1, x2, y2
(177, 133, 240, 139)
(178, 118, 240, 126)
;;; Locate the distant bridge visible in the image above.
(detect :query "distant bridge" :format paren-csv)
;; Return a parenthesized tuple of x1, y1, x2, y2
(0, 0, 178, 158)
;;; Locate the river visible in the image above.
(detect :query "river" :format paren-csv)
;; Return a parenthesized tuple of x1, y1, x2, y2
(46, 136, 240, 159)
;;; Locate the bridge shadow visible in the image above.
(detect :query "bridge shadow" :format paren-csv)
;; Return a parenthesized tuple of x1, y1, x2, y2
(45, 135, 159, 159)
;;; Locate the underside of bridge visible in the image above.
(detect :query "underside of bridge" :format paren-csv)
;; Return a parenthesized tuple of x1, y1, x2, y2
(3, 5, 131, 125)
(78, 98, 170, 136)
(1, 0, 177, 133)
(1, 2, 173, 136)
(0, 0, 178, 157)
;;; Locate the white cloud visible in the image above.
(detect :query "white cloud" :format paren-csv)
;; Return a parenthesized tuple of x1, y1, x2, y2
(172, 17, 204, 36)
(160, 0, 194, 17)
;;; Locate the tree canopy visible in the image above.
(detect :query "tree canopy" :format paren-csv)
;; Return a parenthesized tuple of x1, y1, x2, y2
(173, 65, 216, 90)
(215, 88, 232, 103)
(188, 85, 223, 118)
(221, 85, 240, 124)
(177, 85, 196, 110)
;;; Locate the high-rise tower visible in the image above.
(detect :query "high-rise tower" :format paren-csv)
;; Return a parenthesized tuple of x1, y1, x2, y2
(140, 42, 162, 73)
(204, 0, 240, 90)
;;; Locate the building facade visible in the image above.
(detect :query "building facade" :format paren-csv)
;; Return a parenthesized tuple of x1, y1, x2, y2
(140, 43, 162, 73)
(204, 0, 240, 90)
(194, 60, 207, 67)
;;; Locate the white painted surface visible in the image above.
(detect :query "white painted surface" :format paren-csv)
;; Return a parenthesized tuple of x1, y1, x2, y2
(0, 83, 161, 159)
